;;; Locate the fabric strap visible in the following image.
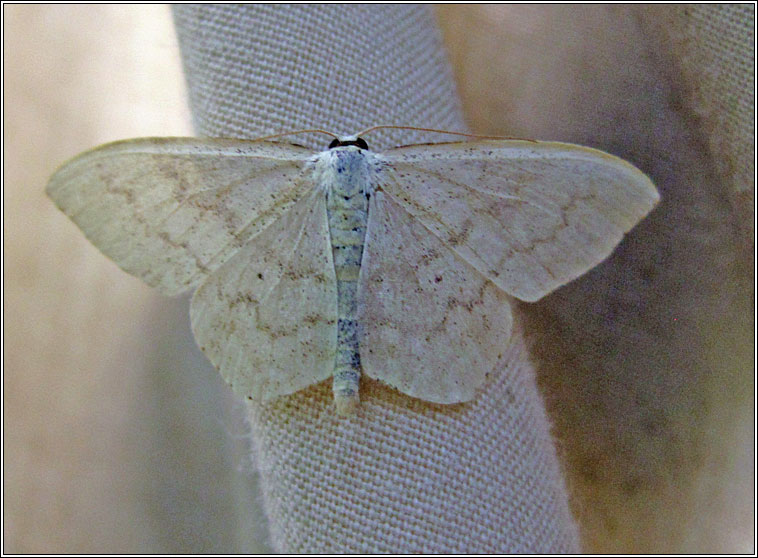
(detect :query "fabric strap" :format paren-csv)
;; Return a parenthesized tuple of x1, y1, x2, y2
(173, 4, 579, 552)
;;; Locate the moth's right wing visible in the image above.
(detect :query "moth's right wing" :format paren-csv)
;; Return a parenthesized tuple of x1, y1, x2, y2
(46, 137, 315, 295)
(379, 140, 659, 302)
(190, 187, 338, 402)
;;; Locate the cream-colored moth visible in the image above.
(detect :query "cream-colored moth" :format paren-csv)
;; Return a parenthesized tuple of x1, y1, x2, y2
(46, 126, 659, 415)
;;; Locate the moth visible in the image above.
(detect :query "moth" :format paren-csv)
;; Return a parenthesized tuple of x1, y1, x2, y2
(46, 126, 659, 414)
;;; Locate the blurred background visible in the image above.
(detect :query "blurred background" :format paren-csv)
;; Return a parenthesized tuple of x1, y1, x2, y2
(5, 5, 266, 552)
(4, 4, 753, 553)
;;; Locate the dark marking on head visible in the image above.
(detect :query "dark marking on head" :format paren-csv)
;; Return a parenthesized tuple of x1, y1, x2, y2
(329, 137, 369, 150)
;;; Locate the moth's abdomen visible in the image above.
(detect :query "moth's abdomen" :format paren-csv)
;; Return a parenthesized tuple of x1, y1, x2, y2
(324, 149, 369, 415)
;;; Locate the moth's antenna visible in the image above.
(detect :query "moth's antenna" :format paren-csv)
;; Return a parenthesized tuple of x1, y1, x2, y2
(252, 129, 340, 142)
(356, 125, 537, 143)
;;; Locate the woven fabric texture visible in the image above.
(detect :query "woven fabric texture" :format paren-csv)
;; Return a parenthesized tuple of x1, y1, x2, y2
(429, 5, 752, 552)
(655, 4, 754, 248)
(173, 4, 579, 553)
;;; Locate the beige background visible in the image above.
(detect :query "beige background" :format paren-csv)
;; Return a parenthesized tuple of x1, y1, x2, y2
(4, 4, 753, 553)
(5, 5, 266, 552)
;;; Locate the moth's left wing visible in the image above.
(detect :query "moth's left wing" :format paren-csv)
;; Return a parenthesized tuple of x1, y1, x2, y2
(379, 140, 659, 302)
(357, 190, 513, 404)
(46, 138, 314, 295)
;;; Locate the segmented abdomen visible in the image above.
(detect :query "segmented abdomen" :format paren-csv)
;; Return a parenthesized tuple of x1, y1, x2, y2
(326, 182, 367, 415)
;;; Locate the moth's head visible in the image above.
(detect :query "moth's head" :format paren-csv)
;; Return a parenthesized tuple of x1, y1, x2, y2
(328, 136, 369, 150)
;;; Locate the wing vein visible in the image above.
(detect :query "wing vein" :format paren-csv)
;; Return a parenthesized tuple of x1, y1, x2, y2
(381, 169, 553, 284)
(390, 160, 562, 219)
(256, 191, 316, 310)
(377, 186, 496, 288)
(152, 160, 302, 231)
(184, 170, 312, 290)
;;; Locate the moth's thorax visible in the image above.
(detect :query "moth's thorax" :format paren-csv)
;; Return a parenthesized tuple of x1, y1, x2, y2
(313, 146, 378, 199)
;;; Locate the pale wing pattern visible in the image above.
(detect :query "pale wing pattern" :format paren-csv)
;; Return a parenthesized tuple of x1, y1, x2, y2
(46, 138, 314, 295)
(380, 141, 660, 302)
(190, 187, 338, 401)
(358, 191, 513, 404)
